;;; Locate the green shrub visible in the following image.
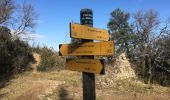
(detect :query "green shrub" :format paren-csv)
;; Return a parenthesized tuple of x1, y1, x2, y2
(0, 38, 34, 75)
(35, 46, 65, 72)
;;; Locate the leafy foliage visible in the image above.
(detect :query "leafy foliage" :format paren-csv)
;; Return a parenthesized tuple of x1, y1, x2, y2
(34, 46, 65, 72)
(0, 36, 34, 75)
(108, 8, 132, 54)
(0, 0, 37, 76)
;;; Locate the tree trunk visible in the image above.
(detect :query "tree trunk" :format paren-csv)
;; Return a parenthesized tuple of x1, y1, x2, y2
(141, 49, 146, 78)
(147, 57, 152, 85)
(141, 57, 145, 77)
(124, 39, 130, 54)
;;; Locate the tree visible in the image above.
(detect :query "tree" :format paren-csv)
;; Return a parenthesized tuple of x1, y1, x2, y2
(108, 8, 132, 54)
(133, 10, 159, 83)
(151, 30, 170, 85)
(0, 0, 37, 39)
(133, 9, 170, 84)
(0, 26, 11, 39)
(0, 0, 37, 75)
(0, 0, 14, 24)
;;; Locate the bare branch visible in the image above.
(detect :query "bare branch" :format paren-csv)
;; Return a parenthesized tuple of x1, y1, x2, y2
(12, 3, 38, 36)
(0, 0, 14, 24)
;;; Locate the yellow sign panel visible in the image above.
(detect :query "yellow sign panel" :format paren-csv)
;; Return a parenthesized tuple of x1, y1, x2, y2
(70, 23, 109, 41)
(59, 41, 114, 56)
(65, 59, 103, 74)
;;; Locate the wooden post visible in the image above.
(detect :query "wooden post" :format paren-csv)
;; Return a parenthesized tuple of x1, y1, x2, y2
(80, 9, 96, 100)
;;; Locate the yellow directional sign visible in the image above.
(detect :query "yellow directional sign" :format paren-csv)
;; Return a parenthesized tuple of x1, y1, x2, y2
(65, 59, 103, 74)
(70, 23, 109, 41)
(59, 41, 114, 56)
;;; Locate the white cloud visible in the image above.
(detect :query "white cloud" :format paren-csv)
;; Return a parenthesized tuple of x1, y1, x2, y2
(27, 33, 44, 39)
(34, 20, 44, 24)
(18, 32, 45, 40)
(10, 29, 45, 40)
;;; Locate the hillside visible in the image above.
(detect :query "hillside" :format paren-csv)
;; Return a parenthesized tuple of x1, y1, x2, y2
(0, 53, 170, 100)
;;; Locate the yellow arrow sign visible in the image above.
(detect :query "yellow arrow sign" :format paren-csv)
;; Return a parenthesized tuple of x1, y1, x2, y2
(59, 41, 114, 56)
(65, 59, 103, 74)
(70, 23, 109, 41)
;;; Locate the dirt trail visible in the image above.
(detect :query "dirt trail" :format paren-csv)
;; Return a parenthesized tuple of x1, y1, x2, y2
(31, 53, 41, 73)
(0, 53, 65, 100)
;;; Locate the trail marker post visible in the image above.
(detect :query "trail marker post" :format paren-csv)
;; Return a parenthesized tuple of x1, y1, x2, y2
(59, 8, 114, 100)
(80, 9, 96, 100)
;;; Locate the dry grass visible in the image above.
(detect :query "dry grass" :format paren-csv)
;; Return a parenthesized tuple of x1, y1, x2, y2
(0, 53, 170, 100)
(0, 69, 170, 100)
(0, 70, 81, 100)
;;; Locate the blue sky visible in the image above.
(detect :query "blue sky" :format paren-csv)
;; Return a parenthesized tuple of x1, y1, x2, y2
(17, 0, 170, 51)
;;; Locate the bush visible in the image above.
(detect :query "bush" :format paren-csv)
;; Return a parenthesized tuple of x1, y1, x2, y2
(0, 38, 34, 75)
(35, 46, 65, 72)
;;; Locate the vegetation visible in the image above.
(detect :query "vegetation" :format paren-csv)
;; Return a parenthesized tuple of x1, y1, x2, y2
(108, 9, 170, 86)
(108, 8, 132, 54)
(33, 46, 65, 72)
(0, 34, 34, 75)
(0, 0, 37, 38)
(0, 0, 37, 76)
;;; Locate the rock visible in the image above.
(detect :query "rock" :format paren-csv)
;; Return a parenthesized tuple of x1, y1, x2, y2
(112, 53, 136, 80)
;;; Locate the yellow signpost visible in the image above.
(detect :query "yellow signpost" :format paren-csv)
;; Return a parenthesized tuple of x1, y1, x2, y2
(58, 9, 115, 100)
(59, 41, 114, 56)
(65, 59, 103, 74)
(70, 23, 109, 41)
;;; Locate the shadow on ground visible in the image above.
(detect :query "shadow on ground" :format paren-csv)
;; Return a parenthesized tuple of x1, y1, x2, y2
(0, 75, 12, 89)
(59, 86, 73, 100)
(0, 75, 13, 99)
